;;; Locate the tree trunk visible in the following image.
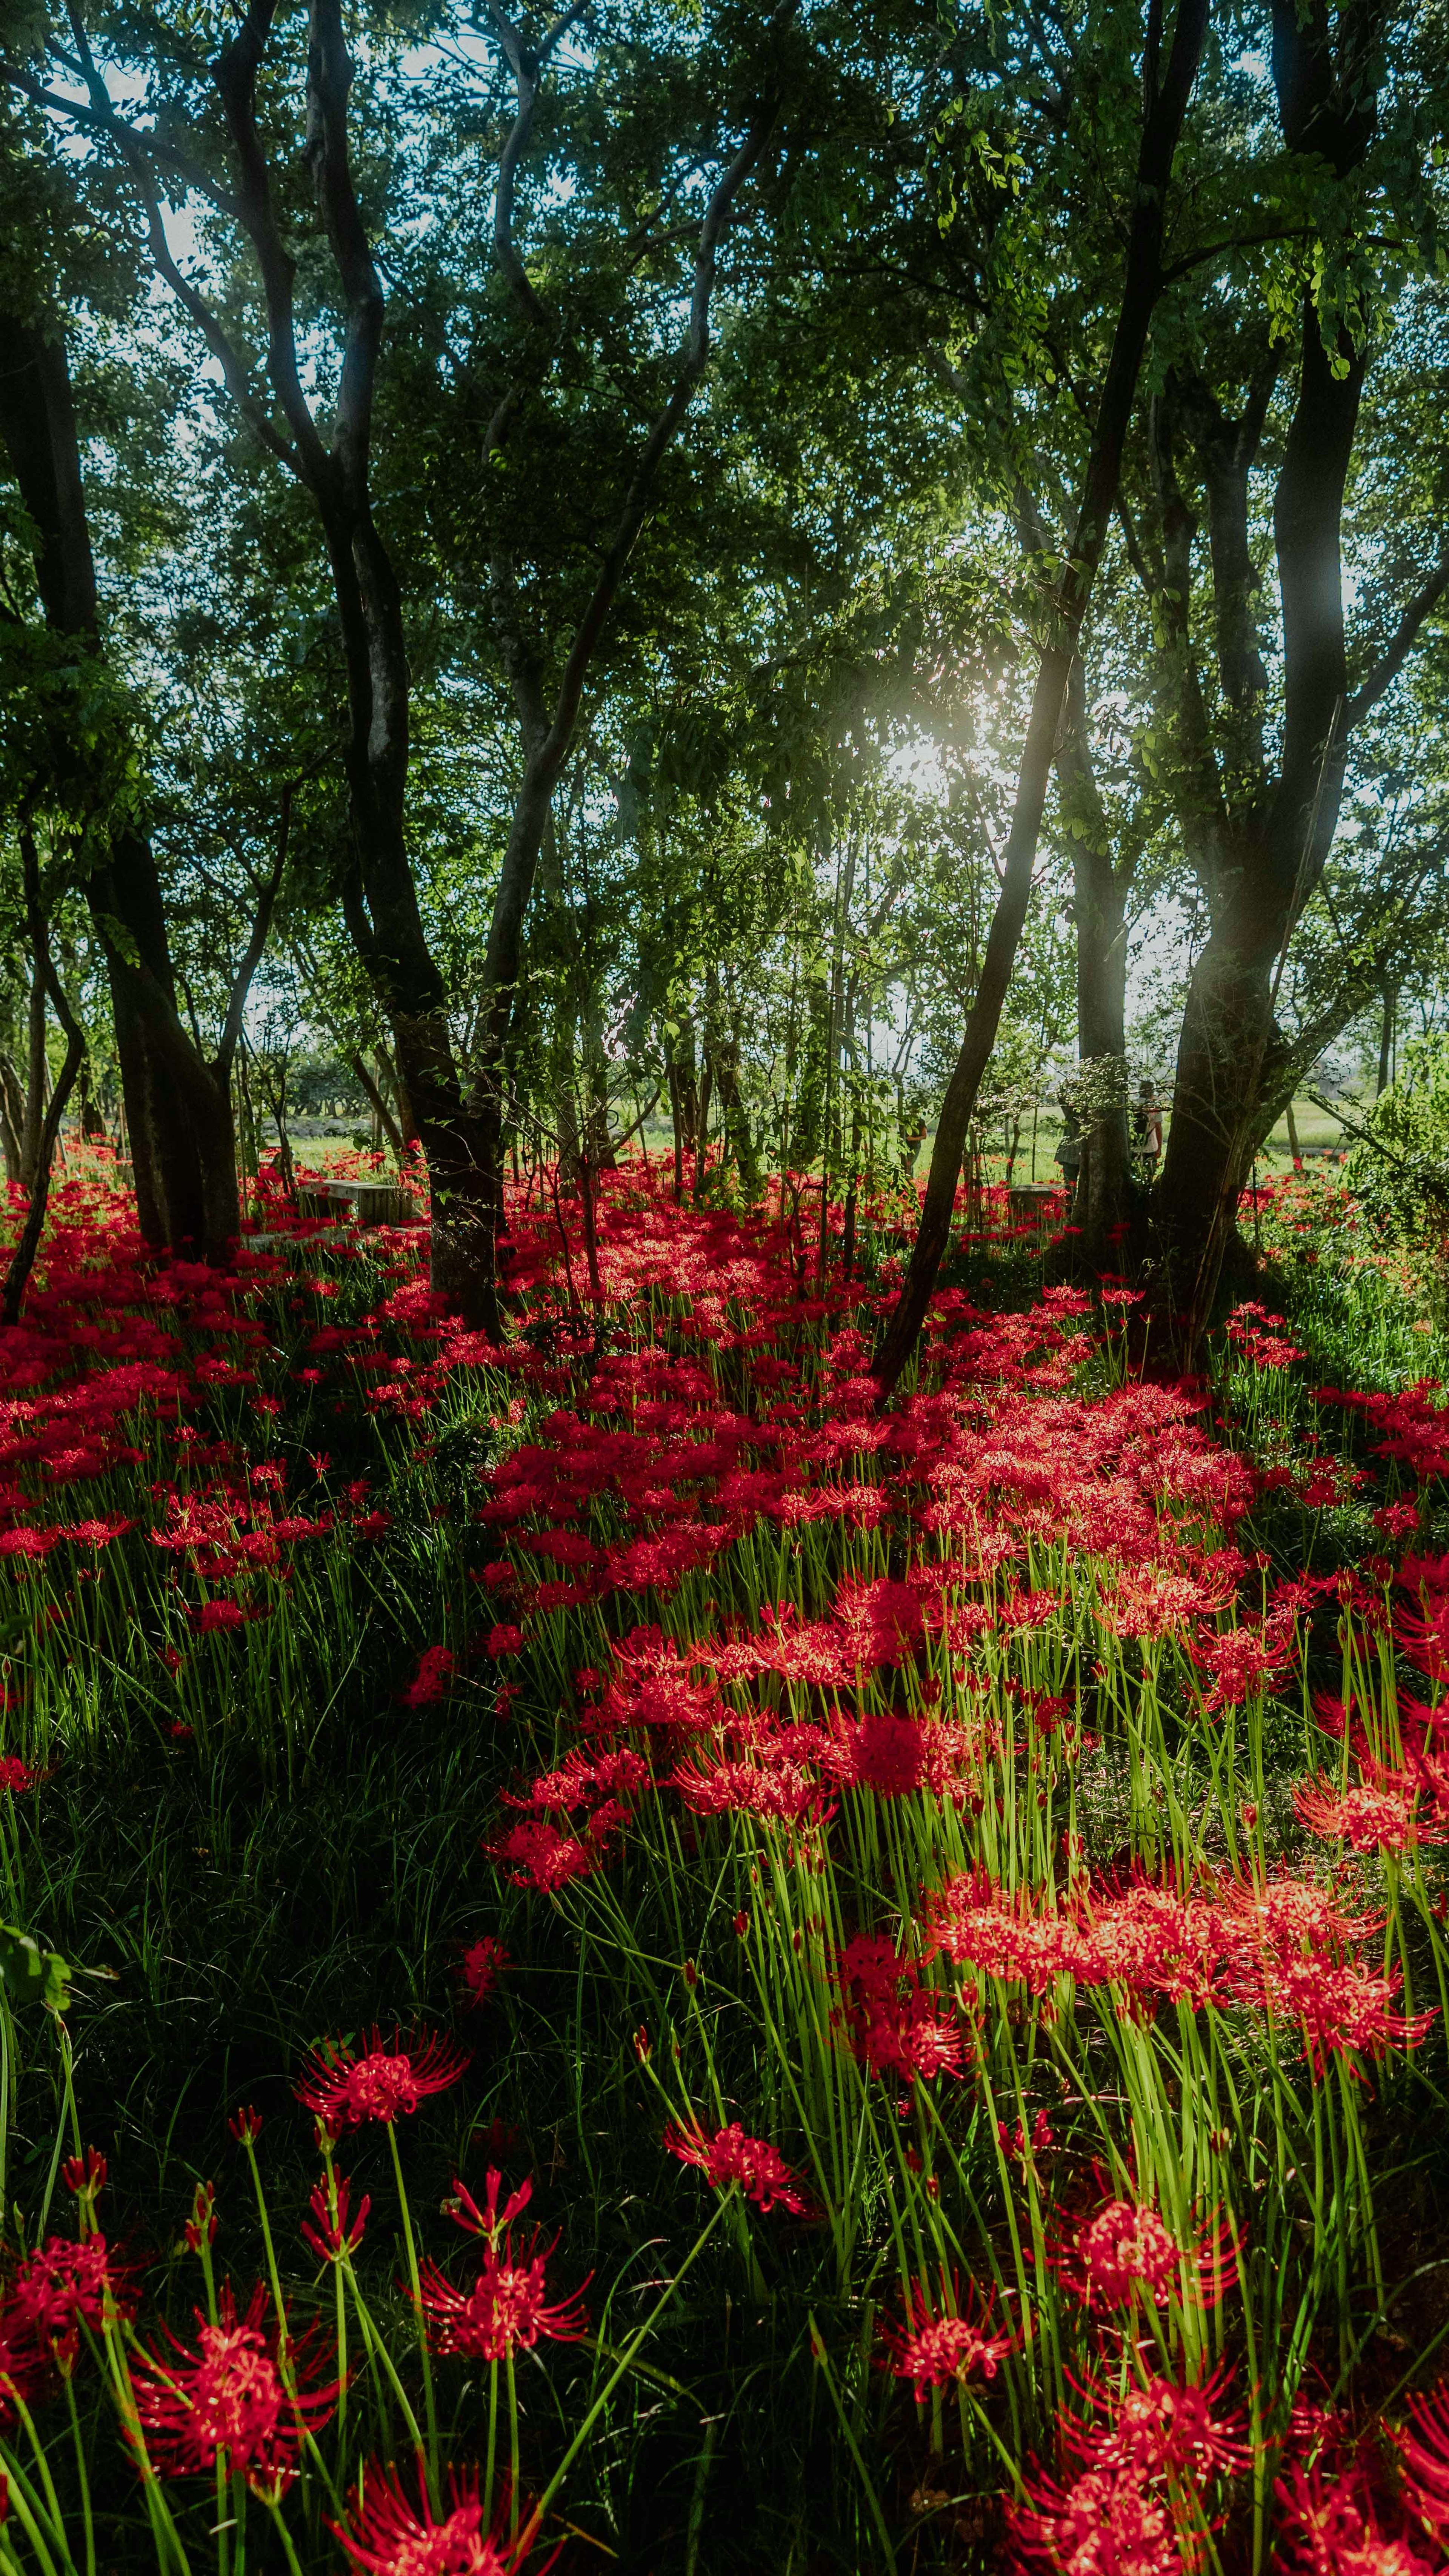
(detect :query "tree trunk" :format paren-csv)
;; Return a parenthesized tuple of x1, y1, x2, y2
(0, 310, 242, 1256)
(1059, 656, 1132, 1264)
(668, 1060, 685, 1200)
(1150, 0, 1377, 1340)
(694, 1053, 714, 1202)
(1377, 982, 1396, 1096)
(20, 965, 47, 1191)
(2, 835, 88, 1325)
(0, 1054, 23, 1186)
(1152, 323, 1367, 1335)
(348, 1051, 405, 1163)
(872, 0, 1211, 1395)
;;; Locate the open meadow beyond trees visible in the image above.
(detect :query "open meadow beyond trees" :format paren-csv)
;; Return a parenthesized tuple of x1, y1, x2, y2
(8, 0, 1449, 2564)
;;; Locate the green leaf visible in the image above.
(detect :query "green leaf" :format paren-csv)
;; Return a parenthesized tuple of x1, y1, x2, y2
(95, 913, 142, 972)
(0, 1924, 72, 2014)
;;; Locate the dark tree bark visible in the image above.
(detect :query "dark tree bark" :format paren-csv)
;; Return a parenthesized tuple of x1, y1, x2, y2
(1141, 0, 1449, 1341)
(0, 1055, 23, 1186)
(0, 309, 244, 1254)
(2, 833, 86, 1325)
(20, 959, 46, 1191)
(347, 1052, 405, 1163)
(1376, 975, 1396, 1096)
(872, 0, 1211, 1395)
(1058, 653, 1132, 1262)
(39, 0, 789, 1325)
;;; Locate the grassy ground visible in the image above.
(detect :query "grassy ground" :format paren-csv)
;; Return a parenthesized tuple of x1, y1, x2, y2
(0, 1153, 1445, 2573)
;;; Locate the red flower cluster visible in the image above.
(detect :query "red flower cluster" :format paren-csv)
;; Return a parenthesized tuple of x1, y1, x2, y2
(131, 2283, 337, 2497)
(295, 2029, 469, 2127)
(878, 2274, 1016, 2399)
(663, 2118, 815, 2216)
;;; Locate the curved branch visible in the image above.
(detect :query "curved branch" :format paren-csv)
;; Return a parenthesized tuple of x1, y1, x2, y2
(2, 831, 86, 1326)
(1346, 543, 1449, 729)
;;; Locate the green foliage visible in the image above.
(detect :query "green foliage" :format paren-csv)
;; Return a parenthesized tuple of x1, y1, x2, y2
(0, 1920, 71, 2013)
(1347, 1034, 1449, 1270)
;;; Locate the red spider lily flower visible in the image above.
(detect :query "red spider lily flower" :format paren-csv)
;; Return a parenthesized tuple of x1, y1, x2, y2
(61, 2148, 106, 2204)
(1063, 2363, 1249, 2482)
(192, 1600, 248, 1633)
(663, 2119, 815, 2217)
(418, 2219, 589, 2364)
(130, 2282, 337, 2498)
(1046, 2190, 1239, 2314)
(488, 1625, 523, 1660)
(10, 2234, 135, 2346)
(877, 2274, 1017, 2400)
(837, 1934, 965, 2085)
(0, 1528, 58, 1560)
(400, 1646, 455, 1708)
(459, 1937, 510, 2006)
(447, 2170, 534, 2247)
(491, 1816, 606, 1892)
(1293, 1772, 1449, 1855)
(1268, 1952, 1436, 2079)
(1275, 2460, 1435, 2574)
(184, 2183, 217, 2251)
(0, 2318, 44, 2425)
(1008, 2461, 1202, 2572)
(334, 2463, 536, 2576)
(294, 2029, 469, 2127)
(301, 2174, 370, 2265)
(1191, 1615, 1296, 1711)
(229, 2106, 263, 2145)
(0, 1760, 35, 1795)
(998, 2112, 1055, 2162)
(1397, 2377, 1449, 2550)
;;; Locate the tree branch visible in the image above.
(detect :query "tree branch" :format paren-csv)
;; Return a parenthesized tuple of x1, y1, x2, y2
(216, 783, 290, 1079)
(2, 830, 86, 1326)
(1346, 542, 1449, 728)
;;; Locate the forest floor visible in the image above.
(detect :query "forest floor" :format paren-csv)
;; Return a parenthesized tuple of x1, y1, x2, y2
(0, 1152, 1446, 2574)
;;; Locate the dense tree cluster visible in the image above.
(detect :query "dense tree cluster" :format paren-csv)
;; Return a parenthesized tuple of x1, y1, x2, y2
(2, 0, 1447, 1360)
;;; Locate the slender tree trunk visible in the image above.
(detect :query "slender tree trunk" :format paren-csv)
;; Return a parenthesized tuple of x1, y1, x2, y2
(1377, 983, 1396, 1096)
(668, 1061, 685, 1201)
(2, 835, 87, 1325)
(20, 966, 46, 1191)
(1151, 0, 1378, 1338)
(0, 1055, 22, 1186)
(872, 0, 1211, 1394)
(0, 313, 242, 1256)
(1060, 657, 1131, 1262)
(348, 1052, 405, 1162)
(1152, 326, 1366, 1334)
(694, 1054, 714, 1202)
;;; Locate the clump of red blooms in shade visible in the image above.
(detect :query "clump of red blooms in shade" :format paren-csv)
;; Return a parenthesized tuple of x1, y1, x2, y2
(837, 1932, 965, 2084)
(1045, 2180, 1240, 2314)
(877, 2272, 1017, 2399)
(459, 1936, 510, 2006)
(419, 2170, 589, 2362)
(1274, 2460, 1438, 2575)
(294, 2029, 469, 2126)
(1060, 2362, 1249, 2482)
(663, 2117, 815, 2216)
(301, 2171, 371, 2265)
(14, 1154, 1449, 2565)
(9, 2233, 136, 2350)
(335, 2464, 536, 2576)
(1005, 2363, 1251, 2576)
(130, 2283, 337, 2496)
(1008, 2462, 1203, 2574)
